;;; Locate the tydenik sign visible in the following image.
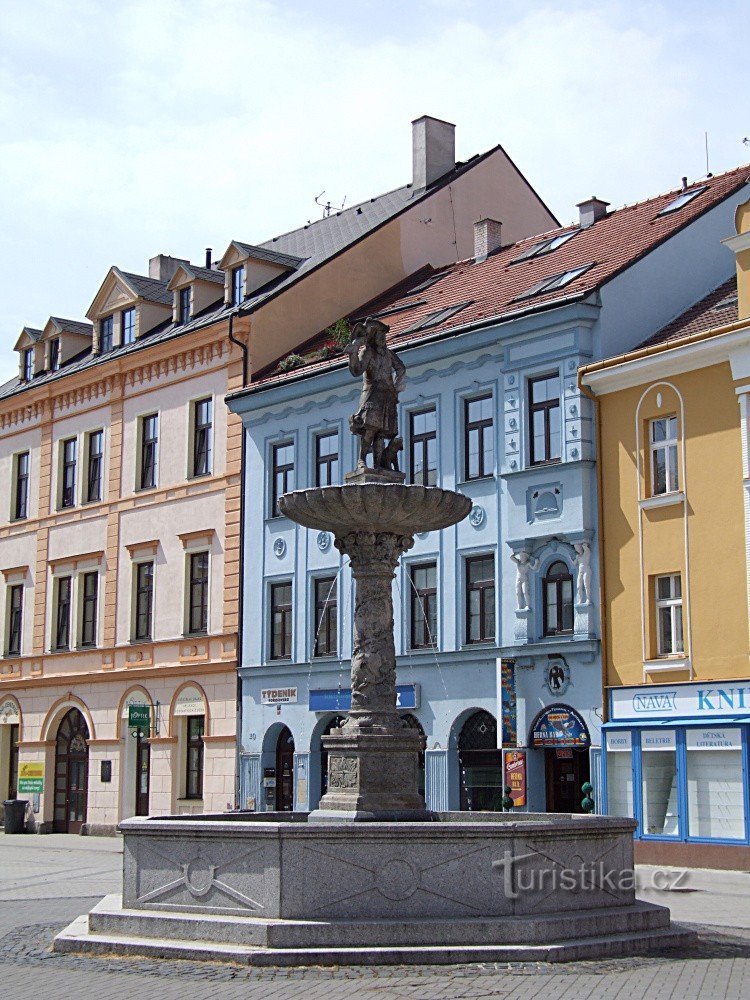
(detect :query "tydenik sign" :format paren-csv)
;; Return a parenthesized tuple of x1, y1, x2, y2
(611, 681, 750, 721)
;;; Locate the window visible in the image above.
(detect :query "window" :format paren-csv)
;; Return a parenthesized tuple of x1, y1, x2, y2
(466, 555, 495, 643)
(464, 395, 494, 480)
(191, 398, 212, 478)
(188, 552, 209, 635)
(86, 430, 103, 503)
(271, 582, 292, 660)
(13, 452, 29, 520)
(121, 307, 136, 345)
(186, 715, 205, 799)
(54, 575, 72, 650)
(657, 186, 707, 216)
(60, 438, 77, 509)
(511, 230, 577, 263)
(231, 265, 245, 306)
(80, 571, 98, 647)
(178, 288, 191, 325)
(514, 264, 594, 301)
(6, 584, 23, 656)
(650, 416, 679, 495)
(271, 441, 294, 515)
(139, 414, 158, 490)
(49, 338, 61, 372)
(409, 562, 437, 649)
(99, 316, 114, 353)
(401, 301, 473, 335)
(313, 576, 337, 657)
(543, 560, 574, 635)
(656, 574, 683, 656)
(134, 562, 154, 641)
(22, 347, 34, 382)
(686, 729, 745, 840)
(315, 431, 339, 487)
(640, 730, 679, 836)
(409, 408, 437, 486)
(529, 374, 561, 465)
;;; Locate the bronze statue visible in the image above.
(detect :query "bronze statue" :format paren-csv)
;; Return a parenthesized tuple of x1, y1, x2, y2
(345, 318, 406, 472)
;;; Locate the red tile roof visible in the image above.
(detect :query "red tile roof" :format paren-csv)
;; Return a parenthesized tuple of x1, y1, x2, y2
(639, 278, 739, 348)
(252, 164, 750, 389)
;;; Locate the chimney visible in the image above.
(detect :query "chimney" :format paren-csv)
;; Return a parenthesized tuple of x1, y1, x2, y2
(412, 115, 456, 191)
(148, 254, 189, 282)
(576, 197, 610, 229)
(205, 248, 213, 269)
(473, 218, 503, 262)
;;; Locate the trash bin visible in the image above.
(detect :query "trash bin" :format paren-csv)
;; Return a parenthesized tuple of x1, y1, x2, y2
(2, 799, 28, 834)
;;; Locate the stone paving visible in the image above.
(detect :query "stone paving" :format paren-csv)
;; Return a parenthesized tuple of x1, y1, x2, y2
(3, 832, 750, 999)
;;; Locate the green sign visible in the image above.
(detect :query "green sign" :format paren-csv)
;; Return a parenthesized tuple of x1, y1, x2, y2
(18, 761, 44, 794)
(128, 704, 151, 729)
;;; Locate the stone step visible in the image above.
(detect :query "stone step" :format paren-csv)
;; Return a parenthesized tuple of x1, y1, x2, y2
(54, 915, 695, 967)
(86, 894, 671, 949)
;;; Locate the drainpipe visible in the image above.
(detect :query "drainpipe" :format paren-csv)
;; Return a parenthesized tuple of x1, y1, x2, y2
(227, 310, 248, 807)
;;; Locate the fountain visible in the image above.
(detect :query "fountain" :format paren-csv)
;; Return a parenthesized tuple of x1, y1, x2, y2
(54, 318, 691, 965)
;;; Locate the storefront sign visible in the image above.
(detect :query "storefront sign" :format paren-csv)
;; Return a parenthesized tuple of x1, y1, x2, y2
(641, 729, 676, 750)
(605, 731, 632, 752)
(611, 681, 750, 721)
(261, 688, 298, 705)
(686, 727, 742, 750)
(128, 704, 150, 729)
(503, 750, 526, 807)
(309, 684, 419, 712)
(18, 761, 44, 794)
(173, 687, 206, 717)
(531, 704, 590, 748)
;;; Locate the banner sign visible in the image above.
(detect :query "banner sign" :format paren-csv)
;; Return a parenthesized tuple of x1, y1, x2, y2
(309, 684, 419, 712)
(503, 750, 526, 807)
(531, 704, 590, 748)
(500, 659, 517, 747)
(18, 761, 44, 794)
(686, 727, 742, 751)
(611, 682, 750, 721)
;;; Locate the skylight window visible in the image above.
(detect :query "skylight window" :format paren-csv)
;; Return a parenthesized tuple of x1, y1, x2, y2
(408, 273, 446, 295)
(514, 264, 594, 302)
(712, 294, 738, 312)
(511, 230, 578, 263)
(371, 299, 427, 319)
(401, 301, 474, 334)
(657, 186, 708, 216)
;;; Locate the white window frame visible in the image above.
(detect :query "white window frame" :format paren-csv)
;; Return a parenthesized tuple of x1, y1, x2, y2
(650, 415, 679, 496)
(655, 574, 684, 656)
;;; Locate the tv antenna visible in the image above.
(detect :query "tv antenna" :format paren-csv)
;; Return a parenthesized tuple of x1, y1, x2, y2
(315, 191, 347, 217)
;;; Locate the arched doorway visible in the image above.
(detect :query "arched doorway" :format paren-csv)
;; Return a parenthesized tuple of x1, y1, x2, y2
(401, 713, 426, 799)
(275, 726, 295, 811)
(54, 708, 89, 833)
(458, 710, 502, 812)
(530, 704, 591, 813)
(319, 714, 346, 801)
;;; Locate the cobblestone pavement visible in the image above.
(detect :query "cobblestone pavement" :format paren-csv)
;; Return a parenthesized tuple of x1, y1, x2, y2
(3, 833, 750, 999)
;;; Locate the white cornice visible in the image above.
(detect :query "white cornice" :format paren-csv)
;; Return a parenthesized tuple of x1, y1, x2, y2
(722, 231, 750, 255)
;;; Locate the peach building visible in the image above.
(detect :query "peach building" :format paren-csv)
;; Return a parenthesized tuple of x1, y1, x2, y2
(0, 116, 557, 832)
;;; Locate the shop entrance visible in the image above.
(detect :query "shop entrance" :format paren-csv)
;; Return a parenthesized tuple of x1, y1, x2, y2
(458, 710, 502, 811)
(275, 726, 295, 811)
(53, 708, 89, 833)
(135, 729, 150, 816)
(545, 749, 590, 813)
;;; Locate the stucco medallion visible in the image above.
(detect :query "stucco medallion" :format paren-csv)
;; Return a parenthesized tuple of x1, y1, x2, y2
(317, 531, 331, 552)
(469, 504, 486, 528)
(273, 538, 286, 558)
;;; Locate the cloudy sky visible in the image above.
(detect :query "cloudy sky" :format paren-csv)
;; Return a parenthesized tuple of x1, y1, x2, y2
(0, 0, 747, 382)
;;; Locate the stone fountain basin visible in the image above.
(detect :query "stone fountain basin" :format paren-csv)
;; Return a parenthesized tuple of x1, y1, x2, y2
(278, 484, 471, 534)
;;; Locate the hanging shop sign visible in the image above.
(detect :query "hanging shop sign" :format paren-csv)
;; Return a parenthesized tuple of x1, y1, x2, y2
(128, 704, 151, 729)
(261, 687, 298, 705)
(503, 750, 526, 807)
(309, 684, 419, 712)
(611, 681, 750, 721)
(531, 704, 590, 748)
(18, 761, 44, 794)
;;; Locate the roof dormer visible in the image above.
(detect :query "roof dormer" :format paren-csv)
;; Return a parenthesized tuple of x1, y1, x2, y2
(41, 317, 93, 371)
(86, 264, 174, 354)
(218, 241, 305, 307)
(13, 327, 43, 383)
(166, 259, 225, 326)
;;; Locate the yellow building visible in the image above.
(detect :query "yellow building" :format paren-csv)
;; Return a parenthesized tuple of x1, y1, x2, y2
(580, 199, 750, 868)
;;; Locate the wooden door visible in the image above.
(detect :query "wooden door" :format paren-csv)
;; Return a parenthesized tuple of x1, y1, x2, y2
(54, 709, 89, 833)
(545, 749, 589, 813)
(135, 730, 150, 816)
(275, 726, 295, 811)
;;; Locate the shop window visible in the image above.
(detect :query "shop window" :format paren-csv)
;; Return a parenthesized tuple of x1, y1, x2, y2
(409, 562, 437, 648)
(464, 395, 494, 480)
(271, 441, 294, 516)
(314, 431, 339, 487)
(655, 574, 683, 656)
(650, 415, 679, 495)
(409, 407, 437, 486)
(686, 728, 745, 840)
(605, 732, 634, 818)
(640, 730, 679, 836)
(270, 581, 292, 660)
(529, 373, 561, 465)
(186, 715, 205, 799)
(543, 560, 574, 635)
(313, 576, 337, 657)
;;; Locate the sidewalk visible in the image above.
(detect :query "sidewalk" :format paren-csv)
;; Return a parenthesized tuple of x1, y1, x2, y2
(636, 864, 750, 933)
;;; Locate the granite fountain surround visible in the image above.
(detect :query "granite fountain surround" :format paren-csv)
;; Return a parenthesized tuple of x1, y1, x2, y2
(54, 318, 691, 965)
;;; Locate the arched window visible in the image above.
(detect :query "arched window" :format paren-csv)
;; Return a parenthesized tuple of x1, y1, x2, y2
(457, 710, 501, 811)
(543, 560, 574, 636)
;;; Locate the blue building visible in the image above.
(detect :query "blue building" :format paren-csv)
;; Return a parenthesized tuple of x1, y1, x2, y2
(228, 167, 750, 814)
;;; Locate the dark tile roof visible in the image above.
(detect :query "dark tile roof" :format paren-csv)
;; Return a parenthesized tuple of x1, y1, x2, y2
(250, 164, 750, 389)
(119, 270, 172, 305)
(187, 265, 225, 285)
(49, 317, 93, 337)
(230, 241, 306, 270)
(21, 327, 42, 342)
(639, 279, 739, 348)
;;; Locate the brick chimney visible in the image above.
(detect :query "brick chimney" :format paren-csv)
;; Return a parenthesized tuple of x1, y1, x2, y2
(412, 116, 456, 191)
(576, 197, 610, 229)
(474, 218, 503, 262)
